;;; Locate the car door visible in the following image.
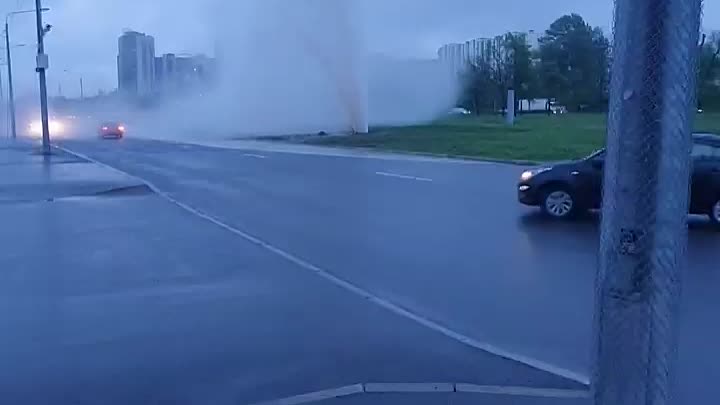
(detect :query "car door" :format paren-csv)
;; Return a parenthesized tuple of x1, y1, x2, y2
(587, 151, 605, 208)
(689, 143, 719, 213)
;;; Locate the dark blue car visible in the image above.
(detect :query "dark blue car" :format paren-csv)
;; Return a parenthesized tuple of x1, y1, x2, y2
(518, 133, 720, 225)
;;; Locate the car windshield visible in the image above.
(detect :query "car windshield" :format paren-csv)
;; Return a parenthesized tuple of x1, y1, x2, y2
(2, 2, 718, 405)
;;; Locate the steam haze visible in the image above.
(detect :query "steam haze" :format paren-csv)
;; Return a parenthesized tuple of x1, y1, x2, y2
(2, 0, 719, 138)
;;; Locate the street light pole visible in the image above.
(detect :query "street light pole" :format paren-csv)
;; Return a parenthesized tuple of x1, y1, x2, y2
(0, 60, 4, 104)
(34, 0, 51, 154)
(4, 23, 16, 140)
(0, 61, 4, 139)
(64, 69, 85, 100)
(5, 7, 48, 141)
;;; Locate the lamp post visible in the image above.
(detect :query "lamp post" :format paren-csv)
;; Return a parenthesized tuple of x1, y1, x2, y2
(63, 69, 84, 100)
(5, 7, 49, 141)
(34, 0, 52, 154)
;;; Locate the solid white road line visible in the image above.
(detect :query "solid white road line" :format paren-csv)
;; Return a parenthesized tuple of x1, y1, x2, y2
(375, 171, 433, 182)
(56, 144, 590, 387)
(249, 384, 364, 405)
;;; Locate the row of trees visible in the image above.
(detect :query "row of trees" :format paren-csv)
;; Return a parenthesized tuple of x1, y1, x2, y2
(461, 13, 720, 115)
(700, 33, 720, 111)
(460, 14, 610, 115)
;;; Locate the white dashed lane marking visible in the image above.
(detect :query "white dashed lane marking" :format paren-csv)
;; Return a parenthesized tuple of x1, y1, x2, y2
(375, 171, 433, 182)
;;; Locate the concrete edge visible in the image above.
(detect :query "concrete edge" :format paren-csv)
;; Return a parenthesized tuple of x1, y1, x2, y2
(246, 383, 591, 405)
(250, 384, 364, 405)
(363, 148, 541, 166)
(455, 384, 590, 398)
(364, 383, 454, 393)
(259, 138, 542, 166)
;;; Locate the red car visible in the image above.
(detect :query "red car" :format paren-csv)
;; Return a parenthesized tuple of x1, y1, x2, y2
(99, 122, 125, 139)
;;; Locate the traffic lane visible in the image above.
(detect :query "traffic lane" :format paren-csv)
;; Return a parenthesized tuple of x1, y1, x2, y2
(184, 148, 720, 397)
(59, 139, 720, 382)
(0, 194, 580, 405)
(60, 139, 596, 374)
(61, 137, 526, 192)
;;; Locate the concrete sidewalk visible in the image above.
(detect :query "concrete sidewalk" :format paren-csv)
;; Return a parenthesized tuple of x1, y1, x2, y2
(0, 139, 587, 405)
(0, 139, 145, 203)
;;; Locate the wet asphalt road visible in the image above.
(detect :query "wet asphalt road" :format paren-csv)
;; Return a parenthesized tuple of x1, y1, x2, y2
(1, 139, 586, 404)
(57, 138, 720, 403)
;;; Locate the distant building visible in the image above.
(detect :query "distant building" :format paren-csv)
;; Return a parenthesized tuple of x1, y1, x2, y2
(704, 29, 720, 45)
(117, 30, 156, 97)
(525, 30, 541, 51)
(438, 31, 539, 75)
(154, 53, 215, 92)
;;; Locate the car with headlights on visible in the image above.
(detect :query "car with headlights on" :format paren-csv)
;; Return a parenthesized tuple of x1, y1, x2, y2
(517, 133, 720, 225)
(99, 122, 125, 139)
(28, 119, 65, 137)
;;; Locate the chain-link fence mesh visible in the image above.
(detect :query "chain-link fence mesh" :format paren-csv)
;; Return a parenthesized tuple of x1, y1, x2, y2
(593, 0, 703, 404)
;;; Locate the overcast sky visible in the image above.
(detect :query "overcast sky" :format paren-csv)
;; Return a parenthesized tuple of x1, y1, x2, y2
(1, 0, 718, 98)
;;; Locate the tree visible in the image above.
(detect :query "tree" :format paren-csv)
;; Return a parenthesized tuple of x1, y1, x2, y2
(538, 14, 610, 111)
(459, 32, 538, 114)
(699, 34, 720, 110)
(459, 58, 497, 114)
(504, 32, 536, 101)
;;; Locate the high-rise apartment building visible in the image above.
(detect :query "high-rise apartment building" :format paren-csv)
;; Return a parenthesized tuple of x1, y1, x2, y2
(117, 30, 156, 97)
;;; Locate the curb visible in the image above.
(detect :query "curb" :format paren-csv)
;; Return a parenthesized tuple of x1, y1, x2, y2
(251, 138, 542, 166)
(374, 148, 541, 166)
(248, 383, 591, 405)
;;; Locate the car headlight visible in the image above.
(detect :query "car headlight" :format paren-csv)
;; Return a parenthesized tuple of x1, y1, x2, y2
(49, 120, 64, 134)
(28, 120, 64, 136)
(520, 167, 551, 181)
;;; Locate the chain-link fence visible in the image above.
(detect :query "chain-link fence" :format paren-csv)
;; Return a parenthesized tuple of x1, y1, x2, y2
(593, 0, 703, 404)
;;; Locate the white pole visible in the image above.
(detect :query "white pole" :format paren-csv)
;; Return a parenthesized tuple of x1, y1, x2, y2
(506, 89, 515, 125)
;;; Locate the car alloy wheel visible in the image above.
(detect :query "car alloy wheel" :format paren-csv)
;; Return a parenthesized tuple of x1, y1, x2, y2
(712, 200, 720, 224)
(544, 190, 574, 218)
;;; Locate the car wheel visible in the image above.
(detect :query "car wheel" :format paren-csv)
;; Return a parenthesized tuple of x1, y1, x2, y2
(541, 187, 577, 219)
(710, 199, 720, 226)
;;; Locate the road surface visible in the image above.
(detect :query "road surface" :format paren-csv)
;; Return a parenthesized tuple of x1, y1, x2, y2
(7, 137, 718, 403)
(59, 138, 720, 385)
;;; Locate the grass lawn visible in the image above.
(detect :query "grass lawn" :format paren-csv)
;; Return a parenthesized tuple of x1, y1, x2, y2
(306, 112, 720, 162)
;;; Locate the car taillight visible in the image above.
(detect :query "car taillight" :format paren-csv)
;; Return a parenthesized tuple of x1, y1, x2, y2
(118, 126, 125, 131)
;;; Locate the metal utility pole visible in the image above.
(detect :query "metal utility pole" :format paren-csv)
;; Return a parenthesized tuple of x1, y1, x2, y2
(0, 63, 4, 139)
(0, 63, 4, 102)
(4, 24, 17, 140)
(0, 61, 4, 104)
(34, 0, 51, 154)
(79, 76, 84, 100)
(593, 0, 702, 404)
